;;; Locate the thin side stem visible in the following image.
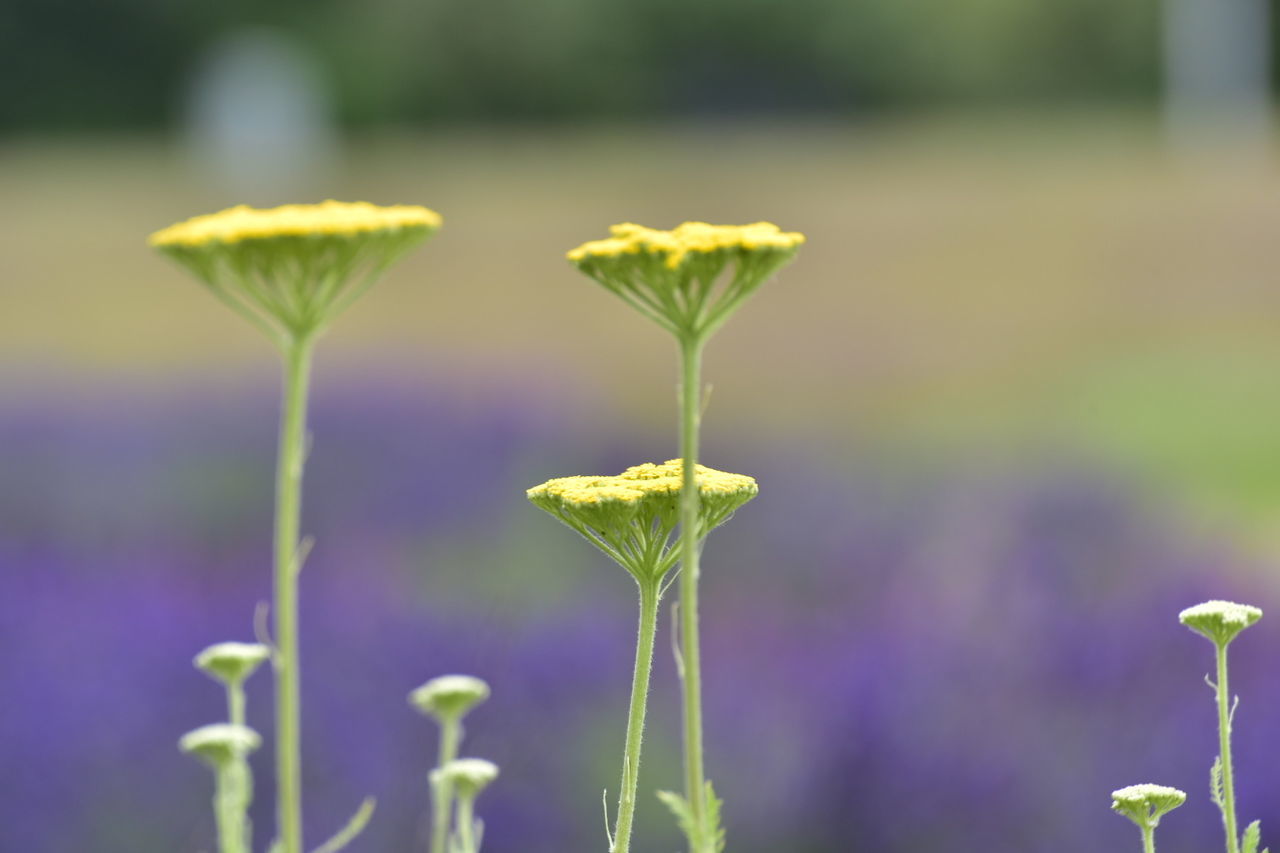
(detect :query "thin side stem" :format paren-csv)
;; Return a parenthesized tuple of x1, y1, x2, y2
(455, 795, 477, 853)
(1217, 643, 1240, 853)
(228, 682, 246, 728)
(1142, 823, 1157, 853)
(612, 580, 662, 853)
(273, 335, 315, 853)
(677, 336, 707, 847)
(431, 719, 463, 853)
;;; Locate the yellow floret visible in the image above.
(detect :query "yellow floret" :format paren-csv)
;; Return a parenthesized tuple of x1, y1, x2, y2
(567, 220, 805, 269)
(530, 462, 756, 508)
(149, 200, 442, 248)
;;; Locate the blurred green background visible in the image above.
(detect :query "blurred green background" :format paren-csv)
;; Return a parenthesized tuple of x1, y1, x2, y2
(5, 0, 1280, 531)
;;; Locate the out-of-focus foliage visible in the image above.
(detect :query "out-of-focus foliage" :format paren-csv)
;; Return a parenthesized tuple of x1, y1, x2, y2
(0, 0, 1163, 130)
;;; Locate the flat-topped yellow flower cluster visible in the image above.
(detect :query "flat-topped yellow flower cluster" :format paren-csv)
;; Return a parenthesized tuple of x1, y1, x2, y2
(150, 200, 443, 344)
(528, 461, 757, 581)
(149, 200, 442, 248)
(568, 221, 804, 270)
(529, 460, 757, 506)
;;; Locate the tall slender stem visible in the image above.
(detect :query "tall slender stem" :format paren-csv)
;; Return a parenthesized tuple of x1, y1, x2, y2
(215, 758, 253, 853)
(274, 334, 314, 853)
(677, 336, 707, 846)
(431, 719, 463, 853)
(1216, 643, 1240, 853)
(1142, 823, 1157, 853)
(612, 580, 662, 853)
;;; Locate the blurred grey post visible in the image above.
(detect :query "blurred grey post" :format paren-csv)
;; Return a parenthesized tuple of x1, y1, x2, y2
(183, 28, 338, 204)
(1164, 0, 1273, 158)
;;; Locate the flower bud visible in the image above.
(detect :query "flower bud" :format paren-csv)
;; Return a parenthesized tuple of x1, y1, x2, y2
(194, 642, 272, 686)
(436, 758, 499, 799)
(1178, 600, 1263, 647)
(179, 723, 262, 768)
(1111, 783, 1186, 827)
(410, 675, 491, 723)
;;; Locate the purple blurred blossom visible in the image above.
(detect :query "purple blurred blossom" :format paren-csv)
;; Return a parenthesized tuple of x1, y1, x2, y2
(1, 379, 1277, 852)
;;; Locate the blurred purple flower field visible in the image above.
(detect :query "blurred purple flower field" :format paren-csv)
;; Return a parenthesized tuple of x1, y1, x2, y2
(3, 377, 1278, 852)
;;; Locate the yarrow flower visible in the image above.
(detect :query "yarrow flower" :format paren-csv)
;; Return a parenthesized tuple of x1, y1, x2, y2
(1111, 784, 1186, 828)
(567, 221, 804, 340)
(1178, 600, 1263, 647)
(527, 460, 758, 581)
(410, 675, 491, 724)
(150, 200, 441, 343)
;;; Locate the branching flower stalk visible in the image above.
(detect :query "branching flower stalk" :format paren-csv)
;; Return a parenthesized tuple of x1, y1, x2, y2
(152, 201, 441, 853)
(567, 222, 803, 852)
(410, 675, 492, 853)
(1111, 784, 1186, 853)
(529, 461, 757, 853)
(1179, 600, 1267, 853)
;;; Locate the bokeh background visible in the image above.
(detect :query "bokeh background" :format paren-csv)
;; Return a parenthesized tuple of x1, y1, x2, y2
(5, 1, 1280, 851)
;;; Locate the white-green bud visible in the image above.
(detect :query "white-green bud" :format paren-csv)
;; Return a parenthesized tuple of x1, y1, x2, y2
(409, 675, 490, 723)
(194, 642, 272, 686)
(436, 758, 499, 799)
(1178, 601, 1263, 647)
(179, 723, 262, 768)
(1111, 784, 1186, 827)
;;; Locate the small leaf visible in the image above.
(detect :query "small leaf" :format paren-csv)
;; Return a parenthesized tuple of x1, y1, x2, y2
(704, 781, 726, 853)
(1243, 820, 1262, 853)
(1211, 756, 1225, 810)
(657, 790, 698, 846)
(311, 797, 376, 853)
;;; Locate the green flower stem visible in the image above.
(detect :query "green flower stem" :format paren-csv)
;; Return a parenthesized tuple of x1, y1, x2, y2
(431, 719, 463, 853)
(215, 757, 254, 853)
(273, 334, 315, 853)
(1216, 643, 1240, 853)
(1141, 823, 1157, 853)
(228, 682, 247, 728)
(677, 336, 708, 847)
(454, 794, 478, 853)
(612, 579, 662, 853)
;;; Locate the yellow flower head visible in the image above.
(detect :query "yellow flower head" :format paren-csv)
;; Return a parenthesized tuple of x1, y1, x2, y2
(150, 200, 442, 345)
(567, 221, 804, 341)
(527, 460, 757, 582)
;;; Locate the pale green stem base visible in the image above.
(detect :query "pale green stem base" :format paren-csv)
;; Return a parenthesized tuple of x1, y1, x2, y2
(1142, 823, 1156, 853)
(677, 337, 708, 849)
(612, 580, 662, 853)
(1217, 643, 1240, 853)
(431, 719, 463, 853)
(273, 335, 314, 853)
(215, 757, 254, 853)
